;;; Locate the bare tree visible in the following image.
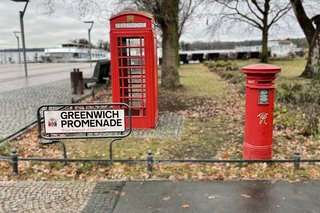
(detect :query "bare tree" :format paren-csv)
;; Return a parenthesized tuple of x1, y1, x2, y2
(43, 0, 203, 88)
(121, 0, 204, 88)
(42, 0, 111, 17)
(290, 0, 320, 78)
(208, 0, 292, 63)
(178, 0, 204, 38)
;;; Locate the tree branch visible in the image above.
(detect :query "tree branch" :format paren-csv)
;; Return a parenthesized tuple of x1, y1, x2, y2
(215, 0, 263, 29)
(268, 2, 292, 29)
(290, 0, 315, 45)
(248, 0, 263, 21)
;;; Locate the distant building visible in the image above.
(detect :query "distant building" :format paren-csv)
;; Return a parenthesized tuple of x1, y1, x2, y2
(268, 40, 302, 58)
(0, 48, 45, 64)
(235, 40, 303, 58)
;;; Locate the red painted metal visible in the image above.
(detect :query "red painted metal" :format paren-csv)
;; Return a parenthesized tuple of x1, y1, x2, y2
(110, 11, 158, 129)
(242, 64, 281, 159)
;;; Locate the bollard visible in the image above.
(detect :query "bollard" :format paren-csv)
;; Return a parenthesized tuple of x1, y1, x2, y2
(92, 88, 95, 99)
(70, 68, 84, 95)
(11, 148, 18, 175)
(147, 150, 154, 174)
(294, 152, 301, 172)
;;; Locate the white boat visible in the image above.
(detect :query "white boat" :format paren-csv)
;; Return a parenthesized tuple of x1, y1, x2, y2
(43, 43, 110, 63)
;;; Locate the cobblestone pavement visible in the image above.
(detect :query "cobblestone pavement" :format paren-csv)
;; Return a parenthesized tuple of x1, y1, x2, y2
(0, 79, 91, 139)
(0, 63, 94, 139)
(131, 113, 184, 139)
(0, 181, 124, 213)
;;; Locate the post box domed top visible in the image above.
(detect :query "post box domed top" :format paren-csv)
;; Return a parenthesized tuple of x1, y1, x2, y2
(242, 64, 281, 74)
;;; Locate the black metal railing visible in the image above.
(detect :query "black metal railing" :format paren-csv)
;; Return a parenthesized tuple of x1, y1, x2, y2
(1, 149, 320, 176)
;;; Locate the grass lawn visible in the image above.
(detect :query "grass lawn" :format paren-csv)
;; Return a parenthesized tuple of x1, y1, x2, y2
(1, 59, 320, 181)
(234, 58, 307, 78)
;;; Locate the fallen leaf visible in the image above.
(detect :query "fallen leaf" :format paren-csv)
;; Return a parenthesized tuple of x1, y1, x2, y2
(208, 195, 216, 200)
(241, 194, 251, 198)
(162, 195, 171, 201)
(181, 204, 190, 208)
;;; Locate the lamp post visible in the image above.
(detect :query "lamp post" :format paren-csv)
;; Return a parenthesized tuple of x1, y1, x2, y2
(84, 21, 94, 68)
(13, 31, 21, 64)
(12, 0, 29, 77)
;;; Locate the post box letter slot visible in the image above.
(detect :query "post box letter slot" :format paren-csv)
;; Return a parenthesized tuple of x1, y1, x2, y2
(259, 89, 269, 104)
(258, 81, 272, 85)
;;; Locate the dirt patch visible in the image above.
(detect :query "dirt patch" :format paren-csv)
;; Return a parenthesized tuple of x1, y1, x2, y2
(159, 86, 208, 112)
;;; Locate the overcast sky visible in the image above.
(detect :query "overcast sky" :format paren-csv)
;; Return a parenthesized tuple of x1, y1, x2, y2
(0, 0, 306, 49)
(1, 0, 117, 48)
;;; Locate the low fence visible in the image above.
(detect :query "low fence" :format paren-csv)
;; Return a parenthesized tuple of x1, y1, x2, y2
(1, 149, 320, 176)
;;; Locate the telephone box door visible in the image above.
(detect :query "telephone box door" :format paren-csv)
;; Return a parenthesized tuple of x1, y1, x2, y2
(117, 36, 147, 116)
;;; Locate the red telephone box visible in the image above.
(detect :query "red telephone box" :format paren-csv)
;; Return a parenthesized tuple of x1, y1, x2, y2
(110, 11, 158, 129)
(242, 64, 281, 159)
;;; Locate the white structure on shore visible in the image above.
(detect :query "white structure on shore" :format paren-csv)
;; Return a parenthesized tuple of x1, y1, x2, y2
(43, 43, 109, 63)
(0, 49, 44, 64)
(236, 40, 302, 58)
(0, 43, 110, 64)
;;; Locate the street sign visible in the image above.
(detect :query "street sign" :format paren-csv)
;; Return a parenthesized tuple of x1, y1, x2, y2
(37, 103, 131, 140)
(44, 109, 125, 134)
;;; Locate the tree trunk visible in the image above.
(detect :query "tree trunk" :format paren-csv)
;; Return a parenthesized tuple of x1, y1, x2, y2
(261, 27, 269, 63)
(260, 0, 270, 63)
(301, 33, 320, 78)
(160, 0, 180, 88)
(290, 0, 320, 78)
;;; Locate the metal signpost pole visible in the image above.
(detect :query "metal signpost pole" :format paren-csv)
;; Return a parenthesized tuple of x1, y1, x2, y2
(84, 21, 94, 69)
(12, 0, 29, 77)
(88, 28, 92, 68)
(13, 31, 21, 64)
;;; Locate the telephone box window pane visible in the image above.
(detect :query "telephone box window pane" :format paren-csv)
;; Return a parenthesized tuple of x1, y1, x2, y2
(120, 38, 141, 47)
(129, 58, 141, 66)
(259, 89, 269, 104)
(129, 68, 143, 75)
(130, 48, 143, 56)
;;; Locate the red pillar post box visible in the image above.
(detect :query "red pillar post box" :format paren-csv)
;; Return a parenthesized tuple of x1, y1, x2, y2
(242, 64, 281, 159)
(110, 11, 159, 129)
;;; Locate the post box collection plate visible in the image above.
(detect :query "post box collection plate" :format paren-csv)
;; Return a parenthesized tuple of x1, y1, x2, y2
(259, 89, 269, 104)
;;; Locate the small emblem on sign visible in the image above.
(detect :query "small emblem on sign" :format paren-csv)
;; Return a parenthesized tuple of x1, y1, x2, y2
(127, 15, 134, 22)
(257, 112, 268, 125)
(48, 118, 57, 127)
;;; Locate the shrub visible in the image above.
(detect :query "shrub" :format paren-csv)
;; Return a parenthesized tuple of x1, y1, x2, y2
(204, 61, 239, 71)
(276, 82, 303, 104)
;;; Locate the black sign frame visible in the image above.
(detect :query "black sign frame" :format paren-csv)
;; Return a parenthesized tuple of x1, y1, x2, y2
(37, 103, 132, 140)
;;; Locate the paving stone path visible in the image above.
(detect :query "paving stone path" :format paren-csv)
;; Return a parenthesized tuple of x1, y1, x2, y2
(0, 181, 124, 213)
(131, 113, 184, 139)
(0, 79, 91, 139)
(0, 63, 94, 140)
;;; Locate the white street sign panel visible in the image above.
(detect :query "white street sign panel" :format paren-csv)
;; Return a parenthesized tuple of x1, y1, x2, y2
(44, 109, 125, 134)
